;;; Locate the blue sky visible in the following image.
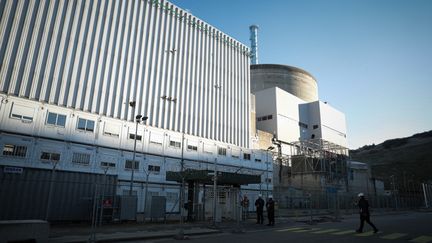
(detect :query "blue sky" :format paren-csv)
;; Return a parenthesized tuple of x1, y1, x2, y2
(169, 0, 432, 149)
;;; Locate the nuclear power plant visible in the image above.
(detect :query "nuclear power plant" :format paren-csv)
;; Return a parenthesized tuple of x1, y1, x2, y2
(0, 0, 382, 225)
(247, 25, 382, 201)
(251, 64, 318, 102)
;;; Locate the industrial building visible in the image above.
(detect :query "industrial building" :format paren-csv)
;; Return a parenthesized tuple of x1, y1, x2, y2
(248, 26, 350, 196)
(249, 26, 381, 199)
(0, 0, 270, 221)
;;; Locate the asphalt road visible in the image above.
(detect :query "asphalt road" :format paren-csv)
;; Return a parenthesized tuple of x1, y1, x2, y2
(157, 211, 432, 243)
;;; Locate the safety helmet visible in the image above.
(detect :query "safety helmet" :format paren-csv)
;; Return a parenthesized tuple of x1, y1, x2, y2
(358, 193, 364, 197)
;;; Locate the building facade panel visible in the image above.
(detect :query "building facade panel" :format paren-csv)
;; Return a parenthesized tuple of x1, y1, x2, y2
(0, 0, 250, 147)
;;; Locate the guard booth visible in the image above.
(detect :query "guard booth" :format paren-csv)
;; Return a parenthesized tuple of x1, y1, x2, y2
(166, 169, 261, 221)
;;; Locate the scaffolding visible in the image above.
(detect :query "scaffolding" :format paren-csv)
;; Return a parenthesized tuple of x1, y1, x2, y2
(272, 138, 349, 188)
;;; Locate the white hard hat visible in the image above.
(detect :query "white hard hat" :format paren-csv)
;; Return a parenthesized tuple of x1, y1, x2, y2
(269, 195, 273, 198)
(258, 194, 262, 197)
(358, 193, 364, 197)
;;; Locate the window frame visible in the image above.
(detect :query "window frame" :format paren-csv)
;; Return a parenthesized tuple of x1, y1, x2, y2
(2, 144, 27, 157)
(71, 152, 91, 165)
(148, 164, 161, 173)
(129, 133, 142, 141)
(169, 140, 181, 148)
(40, 151, 61, 162)
(46, 112, 67, 127)
(125, 160, 139, 170)
(218, 147, 227, 156)
(10, 103, 34, 122)
(77, 118, 95, 132)
(187, 144, 198, 151)
(101, 161, 116, 168)
(103, 122, 120, 137)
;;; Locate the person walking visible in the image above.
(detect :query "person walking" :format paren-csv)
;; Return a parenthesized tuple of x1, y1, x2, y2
(356, 193, 378, 233)
(255, 194, 264, 224)
(266, 195, 275, 226)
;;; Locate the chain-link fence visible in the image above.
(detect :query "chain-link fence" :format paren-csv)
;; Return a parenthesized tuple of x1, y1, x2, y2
(273, 184, 429, 220)
(0, 166, 117, 222)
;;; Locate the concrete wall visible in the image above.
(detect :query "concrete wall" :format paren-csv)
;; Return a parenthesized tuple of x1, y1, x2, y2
(302, 101, 348, 148)
(251, 64, 318, 102)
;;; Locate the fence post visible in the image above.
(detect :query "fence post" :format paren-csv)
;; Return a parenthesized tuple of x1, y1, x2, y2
(422, 183, 429, 208)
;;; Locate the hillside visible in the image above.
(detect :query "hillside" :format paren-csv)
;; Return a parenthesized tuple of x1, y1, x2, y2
(349, 131, 432, 190)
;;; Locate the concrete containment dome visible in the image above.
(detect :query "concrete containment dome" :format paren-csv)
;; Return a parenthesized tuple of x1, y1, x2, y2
(251, 64, 318, 102)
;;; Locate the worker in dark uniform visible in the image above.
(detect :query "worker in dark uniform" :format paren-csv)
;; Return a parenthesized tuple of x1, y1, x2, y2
(266, 195, 275, 226)
(356, 193, 379, 233)
(255, 194, 264, 224)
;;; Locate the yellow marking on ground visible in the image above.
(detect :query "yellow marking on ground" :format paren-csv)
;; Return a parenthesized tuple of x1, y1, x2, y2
(276, 227, 304, 232)
(381, 233, 407, 240)
(331, 230, 356, 235)
(291, 228, 321, 233)
(356, 231, 375, 237)
(410, 236, 432, 243)
(311, 229, 340, 234)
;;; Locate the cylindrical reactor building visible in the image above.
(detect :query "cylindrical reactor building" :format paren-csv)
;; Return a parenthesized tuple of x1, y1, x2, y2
(250, 64, 318, 102)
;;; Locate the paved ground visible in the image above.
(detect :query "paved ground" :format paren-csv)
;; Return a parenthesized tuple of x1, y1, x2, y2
(48, 210, 432, 243)
(157, 211, 432, 243)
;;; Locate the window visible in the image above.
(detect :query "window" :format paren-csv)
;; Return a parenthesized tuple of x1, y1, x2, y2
(313, 125, 319, 129)
(77, 118, 95, 132)
(218, 147, 227, 156)
(203, 144, 214, 154)
(72, 152, 91, 165)
(125, 160, 139, 170)
(148, 165, 161, 173)
(299, 122, 308, 129)
(187, 145, 198, 151)
(129, 133, 142, 140)
(257, 115, 272, 122)
(169, 140, 181, 148)
(40, 152, 60, 162)
(265, 178, 272, 183)
(46, 112, 66, 127)
(255, 158, 262, 162)
(243, 153, 251, 160)
(10, 103, 35, 122)
(232, 149, 240, 158)
(103, 123, 120, 137)
(101, 161, 116, 168)
(2, 144, 27, 157)
(150, 133, 164, 145)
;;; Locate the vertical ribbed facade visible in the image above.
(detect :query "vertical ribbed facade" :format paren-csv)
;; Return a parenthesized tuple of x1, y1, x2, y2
(0, 0, 251, 147)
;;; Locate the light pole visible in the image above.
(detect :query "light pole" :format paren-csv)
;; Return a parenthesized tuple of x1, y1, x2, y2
(99, 166, 110, 226)
(266, 146, 275, 199)
(128, 102, 148, 196)
(143, 167, 150, 220)
(180, 132, 185, 224)
(45, 159, 59, 221)
(390, 175, 398, 210)
(213, 158, 218, 226)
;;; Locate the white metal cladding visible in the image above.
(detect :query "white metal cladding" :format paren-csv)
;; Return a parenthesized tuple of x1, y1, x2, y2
(0, 0, 251, 147)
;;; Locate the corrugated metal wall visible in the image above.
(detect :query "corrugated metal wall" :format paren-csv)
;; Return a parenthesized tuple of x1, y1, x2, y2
(0, 166, 117, 221)
(0, 0, 251, 147)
